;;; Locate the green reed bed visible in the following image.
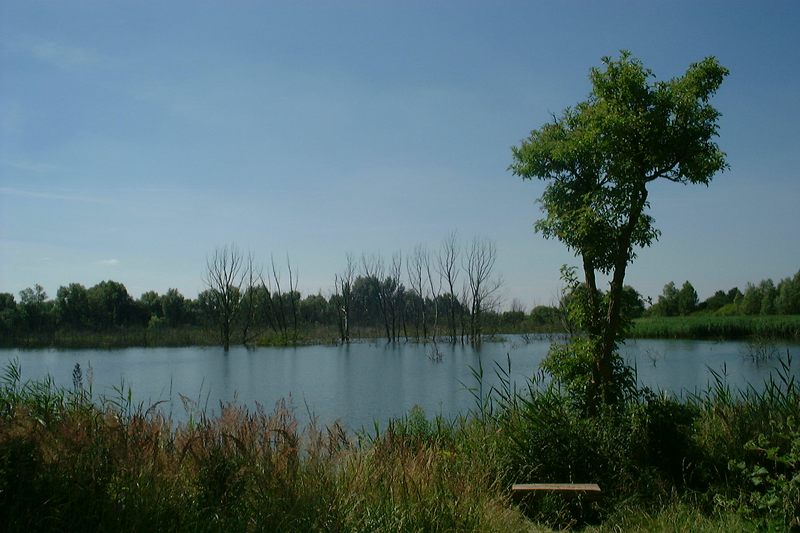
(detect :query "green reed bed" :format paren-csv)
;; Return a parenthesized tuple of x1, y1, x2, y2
(630, 314, 800, 340)
(3, 326, 345, 350)
(4, 327, 221, 349)
(1, 353, 797, 531)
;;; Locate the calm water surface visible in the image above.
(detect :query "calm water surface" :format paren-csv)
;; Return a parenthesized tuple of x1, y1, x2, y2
(1, 336, 797, 431)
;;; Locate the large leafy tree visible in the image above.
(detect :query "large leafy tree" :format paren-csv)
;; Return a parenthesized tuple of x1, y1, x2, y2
(87, 280, 136, 328)
(18, 284, 52, 332)
(161, 288, 187, 327)
(676, 281, 699, 316)
(0, 293, 17, 336)
(652, 281, 680, 316)
(56, 283, 90, 328)
(776, 270, 800, 314)
(510, 51, 728, 406)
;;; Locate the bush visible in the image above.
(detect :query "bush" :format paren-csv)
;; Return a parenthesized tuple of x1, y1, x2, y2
(729, 419, 800, 530)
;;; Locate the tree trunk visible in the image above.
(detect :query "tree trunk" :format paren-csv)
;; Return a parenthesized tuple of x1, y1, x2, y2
(597, 186, 648, 402)
(223, 321, 230, 351)
(581, 255, 601, 336)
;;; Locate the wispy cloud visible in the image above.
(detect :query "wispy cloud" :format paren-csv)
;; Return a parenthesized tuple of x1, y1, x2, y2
(98, 258, 120, 266)
(11, 37, 103, 71)
(1, 159, 59, 173)
(0, 187, 108, 204)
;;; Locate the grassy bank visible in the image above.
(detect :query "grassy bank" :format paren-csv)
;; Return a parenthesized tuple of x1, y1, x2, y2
(3, 326, 220, 349)
(1, 354, 798, 531)
(1, 326, 342, 350)
(630, 314, 800, 341)
(0, 324, 561, 349)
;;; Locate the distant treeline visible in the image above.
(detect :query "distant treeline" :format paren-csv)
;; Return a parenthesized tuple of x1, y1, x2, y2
(646, 269, 800, 317)
(1, 262, 798, 347)
(0, 279, 547, 347)
(0, 236, 531, 347)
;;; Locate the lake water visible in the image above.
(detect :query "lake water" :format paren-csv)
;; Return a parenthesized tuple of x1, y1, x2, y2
(1, 336, 797, 431)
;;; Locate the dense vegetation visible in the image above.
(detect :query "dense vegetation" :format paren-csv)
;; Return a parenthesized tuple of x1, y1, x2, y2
(648, 270, 800, 317)
(631, 314, 800, 341)
(0, 234, 515, 348)
(0, 279, 528, 349)
(1, 269, 798, 348)
(1, 354, 797, 531)
(630, 271, 800, 341)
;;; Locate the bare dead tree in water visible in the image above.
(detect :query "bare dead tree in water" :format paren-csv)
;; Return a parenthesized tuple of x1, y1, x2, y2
(286, 255, 299, 343)
(388, 252, 404, 341)
(240, 252, 263, 346)
(361, 254, 391, 341)
(407, 245, 428, 339)
(203, 244, 246, 351)
(262, 257, 284, 340)
(465, 237, 502, 345)
(334, 253, 356, 343)
(258, 255, 297, 344)
(257, 272, 279, 339)
(438, 232, 461, 343)
(459, 282, 470, 344)
(423, 246, 441, 343)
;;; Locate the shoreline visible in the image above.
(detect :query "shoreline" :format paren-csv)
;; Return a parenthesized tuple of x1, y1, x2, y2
(2, 314, 799, 350)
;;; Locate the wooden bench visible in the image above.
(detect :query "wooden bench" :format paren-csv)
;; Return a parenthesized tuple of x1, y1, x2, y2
(512, 483, 602, 499)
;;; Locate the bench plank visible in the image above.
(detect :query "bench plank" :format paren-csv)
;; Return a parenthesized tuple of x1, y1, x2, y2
(512, 483, 601, 494)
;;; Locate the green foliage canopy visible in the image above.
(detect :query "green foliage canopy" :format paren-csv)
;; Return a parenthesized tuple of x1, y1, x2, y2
(510, 51, 728, 275)
(510, 51, 728, 406)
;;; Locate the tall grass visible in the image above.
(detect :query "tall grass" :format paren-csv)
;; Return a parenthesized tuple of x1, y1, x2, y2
(4, 326, 221, 349)
(1, 351, 797, 530)
(4, 325, 345, 349)
(0, 359, 529, 532)
(475, 350, 798, 529)
(630, 314, 800, 340)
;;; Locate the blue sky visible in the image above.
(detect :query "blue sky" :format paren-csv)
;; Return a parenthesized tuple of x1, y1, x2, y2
(1, 1, 798, 308)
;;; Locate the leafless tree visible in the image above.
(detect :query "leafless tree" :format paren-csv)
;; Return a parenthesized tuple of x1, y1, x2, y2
(240, 252, 263, 345)
(334, 253, 356, 343)
(203, 244, 246, 351)
(388, 251, 404, 341)
(361, 254, 391, 341)
(407, 245, 428, 339)
(423, 245, 441, 343)
(464, 236, 502, 345)
(260, 257, 282, 340)
(459, 282, 470, 344)
(437, 231, 461, 343)
(286, 255, 299, 343)
(260, 254, 299, 344)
